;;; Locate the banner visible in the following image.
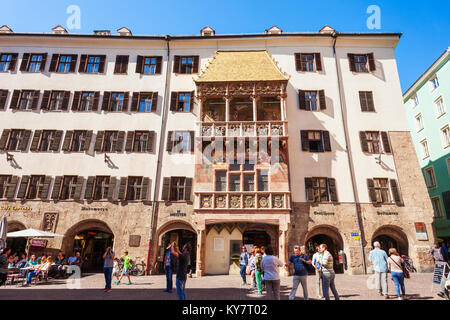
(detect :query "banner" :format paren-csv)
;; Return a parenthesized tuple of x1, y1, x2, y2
(432, 261, 448, 285)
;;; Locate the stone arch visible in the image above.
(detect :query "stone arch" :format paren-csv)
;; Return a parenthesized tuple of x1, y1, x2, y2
(303, 225, 344, 248)
(7, 220, 26, 232)
(61, 219, 114, 255)
(371, 225, 409, 255)
(156, 220, 197, 246)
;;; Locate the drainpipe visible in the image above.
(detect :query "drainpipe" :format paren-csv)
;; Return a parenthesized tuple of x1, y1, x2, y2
(146, 35, 172, 275)
(331, 32, 367, 274)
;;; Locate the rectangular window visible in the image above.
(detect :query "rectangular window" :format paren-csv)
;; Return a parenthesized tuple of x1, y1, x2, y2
(431, 197, 443, 218)
(18, 91, 36, 110)
(415, 113, 424, 132)
(180, 57, 193, 74)
(93, 176, 110, 200)
(60, 176, 78, 200)
(308, 131, 324, 152)
(229, 174, 241, 192)
(373, 178, 390, 203)
(354, 55, 368, 73)
(301, 54, 315, 72)
(312, 178, 329, 202)
(39, 130, 57, 152)
(172, 131, 191, 153)
(424, 167, 437, 188)
(7, 130, 25, 151)
(57, 55, 72, 73)
(447, 158, 450, 177)
(71, 131, 88, 152)
(215, 171, 227, 192)
(28, 54, 44, 72)
(114, 55, 129, 74)
(0, 175, 12, 199)
(175, 93, 192, 112)
(143, 57, 157, 75)
(430, 75, 439, 90)
(243, 174, 255, 191)
(257, 170, 269, 192)
(170, 177, 186, 201)
(134, 131, 151, 152)
(126, 177, 143, 201)
(441, 125, 450, 148)
(139, 94, 154, 112)
(103, 131, 119, 153)
(87, 56, 101, 73)
(80, 92, 95, 111)
(26, 175, 45, 199)
(304, 91, 318, 111)
(365, 132, 381, 153)
(435, 97, 446, 118)
(412, 95, 419, 107)
(49, 91, 65, 111)
(420, 139, 430, 159)
(110, 92, 125, 112)
(359, 91, 375, 112)
(0, 54, 13, 72)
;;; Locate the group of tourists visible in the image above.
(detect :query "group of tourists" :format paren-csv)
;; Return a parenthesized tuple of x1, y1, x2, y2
(163, 242, 192, 300)
(102, 247, 132, 292)
(0, 248, 83, 286)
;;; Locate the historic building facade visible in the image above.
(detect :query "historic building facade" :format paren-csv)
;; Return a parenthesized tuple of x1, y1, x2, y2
(0, 24, 435, 274)
(403, 48, 450, 244)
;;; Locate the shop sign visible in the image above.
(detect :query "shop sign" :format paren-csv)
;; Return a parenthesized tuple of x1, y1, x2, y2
(30, 239, 47, 248)
(0, 206, 32, 211)
(81, 207, 108, 212)
(313, 211, 335, 216)
(170, 210, 186, 217)
(351, 233, 360, 241)
(377, 211, 398, 216)
(414, 222, 428, 241)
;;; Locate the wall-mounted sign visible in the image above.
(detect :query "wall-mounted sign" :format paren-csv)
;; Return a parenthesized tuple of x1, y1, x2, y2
(414, 222, 428, 241)
(377, 211, 399, 216)
(0, 206, 32, 211)
(313, 211, 335, 216)
(170, 210, 187, 217)
(81, 207, 108, 212)
(351, 233, 360, 241)
(30, 239, 47, 248)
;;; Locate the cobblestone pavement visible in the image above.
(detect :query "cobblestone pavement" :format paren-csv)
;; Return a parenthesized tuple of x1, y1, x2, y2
(0, 272, 444, 300)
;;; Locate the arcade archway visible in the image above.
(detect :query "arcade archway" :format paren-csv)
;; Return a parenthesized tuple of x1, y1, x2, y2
(6, 221, 27, 255)
(372, 225, 409, 256)
(305, 225, 344, 274)
(63, 220, 114, 273)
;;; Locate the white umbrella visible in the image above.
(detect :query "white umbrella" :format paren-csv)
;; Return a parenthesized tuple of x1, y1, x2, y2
(7, 228, 63, 239)
(0, 216, 7, 251)
(7, 228, 63, 258)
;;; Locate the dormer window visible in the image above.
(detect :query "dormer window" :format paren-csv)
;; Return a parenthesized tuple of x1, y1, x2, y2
(200, 26, 215, 36)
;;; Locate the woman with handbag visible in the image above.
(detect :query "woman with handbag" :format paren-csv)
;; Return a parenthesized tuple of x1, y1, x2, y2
(387, 248, 408, 300)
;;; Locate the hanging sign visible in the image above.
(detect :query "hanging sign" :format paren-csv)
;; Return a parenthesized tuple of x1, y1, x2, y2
(414, 222, 428, 241)
(30, 239, 48, 248)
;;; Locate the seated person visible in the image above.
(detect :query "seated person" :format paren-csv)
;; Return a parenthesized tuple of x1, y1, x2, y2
(16, 254, 28, 269)
(67, 252, 78, 265)
(26, 257, 53, 285)
(7, 255, 15, 268)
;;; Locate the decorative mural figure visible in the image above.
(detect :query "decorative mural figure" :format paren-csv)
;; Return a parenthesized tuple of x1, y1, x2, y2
(42, 212, 58, 232)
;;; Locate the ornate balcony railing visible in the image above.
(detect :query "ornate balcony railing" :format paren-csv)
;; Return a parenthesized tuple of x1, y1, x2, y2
(195, 191, 291, 211)
(199, 121, 288, 138)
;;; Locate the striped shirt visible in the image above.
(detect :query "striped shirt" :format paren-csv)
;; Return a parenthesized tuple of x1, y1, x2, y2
(320, 251, 334, 273)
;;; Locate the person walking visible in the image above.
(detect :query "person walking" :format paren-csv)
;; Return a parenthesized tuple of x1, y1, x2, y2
(387, 248, 407, 300)
(171, 242, 190, 300)
(249, 249, 257, 288)
(115, 250, 132, 285)
(368, 241, 389, 299)
(429, 243, 448, 299)
(261, 246, 284, 300)
(311, 245, 323, 299)
(0, 247, 10, 286)
(102, 246, 115, 292)
(318, 244, 339, 300)
(239, 245, 249, 285)
(164, 243, 177, 293)
(286, 245, 311, 300)
(254, 247, 263, 295)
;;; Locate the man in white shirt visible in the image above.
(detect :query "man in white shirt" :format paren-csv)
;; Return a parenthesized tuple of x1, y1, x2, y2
(261, 246, 284, 300)
(311, 245, 323, 299)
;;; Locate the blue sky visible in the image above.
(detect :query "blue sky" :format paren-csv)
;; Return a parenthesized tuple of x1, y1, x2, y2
(1, 0, 449, 92)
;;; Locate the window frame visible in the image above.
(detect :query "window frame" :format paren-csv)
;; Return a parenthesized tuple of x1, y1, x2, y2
(420, 139, 430, 159)
(0, 53, 13, 72)
(39, 130, 57, 152)
(18, 90, 36, 110)
(109, 92, 126, 112)
(174, 92, 192, 112)
(133, 131, 152, 153)
(415, 113, 424, 132)
(28, 54, 44, 73)
(372, 178, 391, 204)
(431, 196, 443, 218)
(103, 131, 119, 153)
(353, 54, 369, 73)
(434, 96, 446, 118)
(0, 175, 13, 199)
(26, 175, 46, 200)
(441, 125, 450, 149)
(424, 166, 437, 189)
(169, 177, 186, 201)
(71, 130, 88, 152)
(6, 129, 25, 151)
(59, 176, 78, 200)
(93, 176, 110, 200)
(429, 75, 440, 91)
(57, 55, 73, 73)
(308, 131, 324, 153)
(86, 56, 101, 73)
(79, 92, 96, 111)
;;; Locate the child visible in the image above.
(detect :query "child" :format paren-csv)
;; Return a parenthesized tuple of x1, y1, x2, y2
(112, 258, 121, 282)
(115, 251, 132, 285)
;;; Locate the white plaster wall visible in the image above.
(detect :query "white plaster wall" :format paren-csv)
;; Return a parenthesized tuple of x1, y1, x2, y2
(205, 227, 242, 275)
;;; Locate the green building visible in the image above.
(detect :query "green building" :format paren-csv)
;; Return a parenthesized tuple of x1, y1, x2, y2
(403, 48, 450, 243)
